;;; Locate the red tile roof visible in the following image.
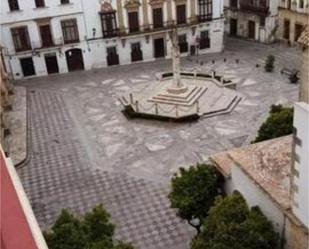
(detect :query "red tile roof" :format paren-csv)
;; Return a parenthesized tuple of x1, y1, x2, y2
(1, 151, 47, 249)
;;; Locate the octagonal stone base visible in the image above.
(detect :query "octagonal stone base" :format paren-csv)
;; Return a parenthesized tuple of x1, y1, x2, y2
(120, 74, 242, 121)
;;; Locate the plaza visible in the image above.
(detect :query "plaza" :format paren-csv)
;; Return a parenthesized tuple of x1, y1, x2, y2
(16, 38, 300, 249)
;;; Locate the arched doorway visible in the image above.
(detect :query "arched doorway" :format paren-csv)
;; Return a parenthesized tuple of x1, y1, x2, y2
(65, 48, 84, 72)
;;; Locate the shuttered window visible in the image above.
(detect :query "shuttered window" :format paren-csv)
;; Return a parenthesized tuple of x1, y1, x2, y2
(153, 8, 163, 28)
(128, 12, 139, 33)
(176, 5, 186, 24)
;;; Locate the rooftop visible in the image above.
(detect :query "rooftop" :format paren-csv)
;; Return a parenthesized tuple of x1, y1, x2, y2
(210, 135, 292, 210)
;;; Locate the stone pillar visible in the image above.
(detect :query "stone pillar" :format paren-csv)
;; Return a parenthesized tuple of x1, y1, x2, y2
(142, 0, 149, 30)
(166, 0, 173, 24)
(190, 0, 196, 23)
(116, 0, 125, 33)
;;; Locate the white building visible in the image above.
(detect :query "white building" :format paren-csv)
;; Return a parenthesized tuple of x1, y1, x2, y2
(0, 0, 224, 79)
(224, 0, 279, 43)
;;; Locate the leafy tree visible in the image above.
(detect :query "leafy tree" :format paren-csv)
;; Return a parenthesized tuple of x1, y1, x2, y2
(191, 194, 280, 249)
(168, 164, 219, 233)
(264, 55, 275, 72)
(253, 104, 293, 143)
(44, 205, 134, 249)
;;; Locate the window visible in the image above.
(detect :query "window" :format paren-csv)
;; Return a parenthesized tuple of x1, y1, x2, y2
(178, 34, 188, 53)
(198, 0, 212, 22)
(128, 11, 139, 33)
(153, 8, 163, 29)
(199, 30, 210, 49)
(35, 0, 45, 8)
(8, 0, 19, 11)
(176, 5, 186, 24)
(60, 0, 70, 4)
(61, 19, 79, 44)
(100, 12, 118, 38)
(11, 27, 31, 52)
(39, 24, 53, 47)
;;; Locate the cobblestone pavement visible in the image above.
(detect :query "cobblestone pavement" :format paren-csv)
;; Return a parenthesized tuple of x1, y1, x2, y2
(17, 38, 300, 249)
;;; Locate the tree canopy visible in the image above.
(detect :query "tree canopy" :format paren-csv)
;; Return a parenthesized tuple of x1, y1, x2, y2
(190, 194, 280, 249)
(168, 163, 219, 233)
(44, 204, 134, 249)
(253, 104, 293, 143)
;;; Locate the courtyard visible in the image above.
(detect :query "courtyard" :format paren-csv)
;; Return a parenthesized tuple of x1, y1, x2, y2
(16, 38, 300, 249)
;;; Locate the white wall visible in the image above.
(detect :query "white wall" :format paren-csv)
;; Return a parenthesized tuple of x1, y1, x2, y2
(293, 102, 309, 228)
(225, 165, 286, 234)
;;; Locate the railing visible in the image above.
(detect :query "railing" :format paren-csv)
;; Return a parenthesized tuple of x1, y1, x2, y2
(239, 0, 269, 14)
(32, 38, 64, 50)
(104, 17, 210, 38)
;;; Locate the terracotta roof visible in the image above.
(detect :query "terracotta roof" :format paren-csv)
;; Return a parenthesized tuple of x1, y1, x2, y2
(298, 27, 309, 48)
(210, 136, 292, 211)
(0, 148, 48, 249)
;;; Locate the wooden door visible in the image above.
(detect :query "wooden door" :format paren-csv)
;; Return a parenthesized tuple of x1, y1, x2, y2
(230, 18, 238, 36)
(248, 20, 255, 39)
(45, 54, 59, 74)
(40, 24, 53, 47)
(107, 47, 119, 66)
(20, 57, 35, 77)
(154, 38, 165, 58)
(131, 43, 143, 62)
(65, 48, 84, 72)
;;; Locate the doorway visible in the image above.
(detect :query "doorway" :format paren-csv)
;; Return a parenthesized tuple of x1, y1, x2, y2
(65, 48, 84, 72)
(106, 46, 119, 66)
(154, 38, 165, 58)
(294, 24, 303, 42)
(131, 43, 143, 62)
(45, 53, 59, 74)
(230, 18, 238, 36)
(248, 21, 256, 39)
(20, 57, 35, 77)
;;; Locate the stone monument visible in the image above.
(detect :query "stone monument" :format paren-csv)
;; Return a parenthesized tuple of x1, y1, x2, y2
(119, 28, 242, 121)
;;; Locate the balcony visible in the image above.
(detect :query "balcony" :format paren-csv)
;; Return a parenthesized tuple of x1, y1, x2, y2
(239, 0, 269, 15)
(32, 38, 64, 50)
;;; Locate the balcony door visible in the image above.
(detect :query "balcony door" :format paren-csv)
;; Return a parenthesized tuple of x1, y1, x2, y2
(40, 24, 53, 47)
(153, 8, 163, 29)
(128, 12, 139, 33)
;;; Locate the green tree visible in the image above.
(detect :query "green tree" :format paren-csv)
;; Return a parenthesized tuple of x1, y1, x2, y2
(264, 55, 275, 72)
(191, 194, 279, 249)
(44, 205, 134, 249)
(253, 104, 293, 143)
(168, 164, 219, 233)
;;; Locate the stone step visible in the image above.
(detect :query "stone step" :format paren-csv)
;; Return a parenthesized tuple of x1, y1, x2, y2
(148, 87, 207, 106)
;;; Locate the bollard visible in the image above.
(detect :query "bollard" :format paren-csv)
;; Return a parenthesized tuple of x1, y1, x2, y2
(130, 93, 133, 104)
(135, 100, 139, 112)
(196, 101, 200, 113)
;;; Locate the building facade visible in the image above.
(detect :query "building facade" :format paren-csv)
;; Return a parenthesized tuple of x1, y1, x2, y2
(0, 46, 12, 154)
(278, 0, 308, 46)
(224, 0, 280, 43)
(0, 0, 224, 79)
